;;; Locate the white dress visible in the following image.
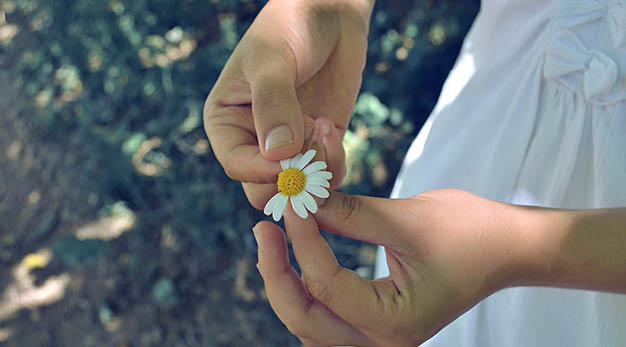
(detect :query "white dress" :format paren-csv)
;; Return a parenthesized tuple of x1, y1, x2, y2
(375, 0, 626, 345)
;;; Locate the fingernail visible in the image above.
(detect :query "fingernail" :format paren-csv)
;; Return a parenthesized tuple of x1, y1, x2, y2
(319, 122, 331, 137)
(265, 125, 294, 152)
(304, 124, 315, 142)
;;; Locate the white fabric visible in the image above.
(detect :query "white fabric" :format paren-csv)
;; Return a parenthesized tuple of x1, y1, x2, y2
(375, 0, 626, 345)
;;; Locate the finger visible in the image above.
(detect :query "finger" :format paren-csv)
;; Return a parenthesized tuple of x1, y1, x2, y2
(204, 105, 282, 183)
(302, 117, 317, 151)
(283, 209, 379, 331)
(315, 117, 346, 190)
(314, 191, 403, 247)
(316, 193, 415, 295)
(247, 61, 305, 161)
(254, 221, 313, 321)
(307, 129, 331, 209)
(253, 221, 375, 346)
(224, 142, 282, 183)
(242, 120, 317, 211)
(246, 143, 327, 213)
(243, 182, 276, 211)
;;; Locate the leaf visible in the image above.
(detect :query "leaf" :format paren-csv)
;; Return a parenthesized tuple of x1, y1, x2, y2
(122, 133, 147, 156)
(151, 277, 178, 306)
(52, 234, 109, 267)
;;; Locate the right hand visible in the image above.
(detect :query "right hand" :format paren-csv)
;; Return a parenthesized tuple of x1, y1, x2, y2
(203, 0, 372, 210)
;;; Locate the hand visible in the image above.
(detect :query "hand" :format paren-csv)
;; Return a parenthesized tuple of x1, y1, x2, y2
(203, 0, 372, 209)
(253, 189, 525, 346)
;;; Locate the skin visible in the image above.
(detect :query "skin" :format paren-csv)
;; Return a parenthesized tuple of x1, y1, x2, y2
(254, 190, 626, 346)
(203, 0, 373, 210)
(205, 1, 626, 345)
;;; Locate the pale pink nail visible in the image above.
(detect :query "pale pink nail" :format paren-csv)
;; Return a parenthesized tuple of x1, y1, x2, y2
(319, 122, 331, 137)
(265, 125, 294, 152)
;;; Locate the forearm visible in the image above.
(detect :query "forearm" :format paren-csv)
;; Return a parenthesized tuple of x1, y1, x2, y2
(512, 205, 626, 293)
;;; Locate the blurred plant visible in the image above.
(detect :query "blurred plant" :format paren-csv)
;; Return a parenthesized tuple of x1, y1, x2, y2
(2, 0, 478, 250)
(0, 0, 478, 343)
(2, 0, 266, 263)
(344, 0, 479, 197)
(0, 0, 479, 345)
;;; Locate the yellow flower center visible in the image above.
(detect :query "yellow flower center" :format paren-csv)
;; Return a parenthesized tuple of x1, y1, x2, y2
(277, 168, 306, 196)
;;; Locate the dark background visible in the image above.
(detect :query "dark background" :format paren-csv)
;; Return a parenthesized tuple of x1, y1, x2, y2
(0, 0, 479, 345)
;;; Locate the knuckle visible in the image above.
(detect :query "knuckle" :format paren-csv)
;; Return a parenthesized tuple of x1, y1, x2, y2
(303, 266, 341, 305)
(222, 157, 240, 181)
(304, 277, 332, 305)
(330, 165, 346, 189)
(242, 185, 269, 211)
(203, 94, 216, 120)
(202, 98, 220, 142)
(251, 87, 291, 111)
(242, 32, 296, 73)
(248, 195, 266, 211)
(286, 323, 312, 341)
(299, 337, 322, 347)
(341, 194, 362, 221)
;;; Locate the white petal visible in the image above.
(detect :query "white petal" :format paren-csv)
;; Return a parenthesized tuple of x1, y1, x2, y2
(280, 159, 291, 170)
(298, 191, 318, 214)
(290, 153, 303, 169)
(305, 185, 329, 198)
(308, 171, 332, 180)
(296, 149, 316, 170)
(264, 193, 282, 216)
(302, 161, 327, 175)
(306, 177, 330, 188)
(273, 194, 289, 222)
(291, 195, 308, 219)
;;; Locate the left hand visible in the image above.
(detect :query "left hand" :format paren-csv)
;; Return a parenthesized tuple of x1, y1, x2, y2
(253, 189, 527, 346)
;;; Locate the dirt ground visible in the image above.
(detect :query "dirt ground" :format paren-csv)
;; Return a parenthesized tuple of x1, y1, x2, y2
(0, 83, 334, 346)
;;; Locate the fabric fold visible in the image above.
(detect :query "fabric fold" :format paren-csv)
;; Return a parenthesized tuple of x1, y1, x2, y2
(607, 0, 626, 47)
(552, 0, 605, 28)
(544, 30, 620, 103)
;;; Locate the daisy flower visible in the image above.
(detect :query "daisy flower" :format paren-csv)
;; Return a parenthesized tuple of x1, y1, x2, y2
(263, 149, 332, 221)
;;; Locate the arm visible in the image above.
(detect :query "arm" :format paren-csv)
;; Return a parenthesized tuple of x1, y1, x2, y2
(514, 206, 626, 293)
(253, 189, 626, 346)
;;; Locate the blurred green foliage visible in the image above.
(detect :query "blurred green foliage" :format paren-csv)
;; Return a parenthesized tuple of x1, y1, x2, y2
(53, 234, 109, 266)
(0, 0, 478, 344)
(347, 0, 479, 196)
(1, 0, 478, 252)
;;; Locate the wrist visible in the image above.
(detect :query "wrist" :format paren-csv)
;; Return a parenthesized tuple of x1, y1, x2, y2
(499, 205, 565, 289)
(477, 202, 544, 293)
(477, 202, 570, 292)
(503, 205, 626, 293)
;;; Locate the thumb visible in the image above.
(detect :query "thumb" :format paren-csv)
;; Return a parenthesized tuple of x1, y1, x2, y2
(249, 65, 304, 161)
(314, 191, 402, 248)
